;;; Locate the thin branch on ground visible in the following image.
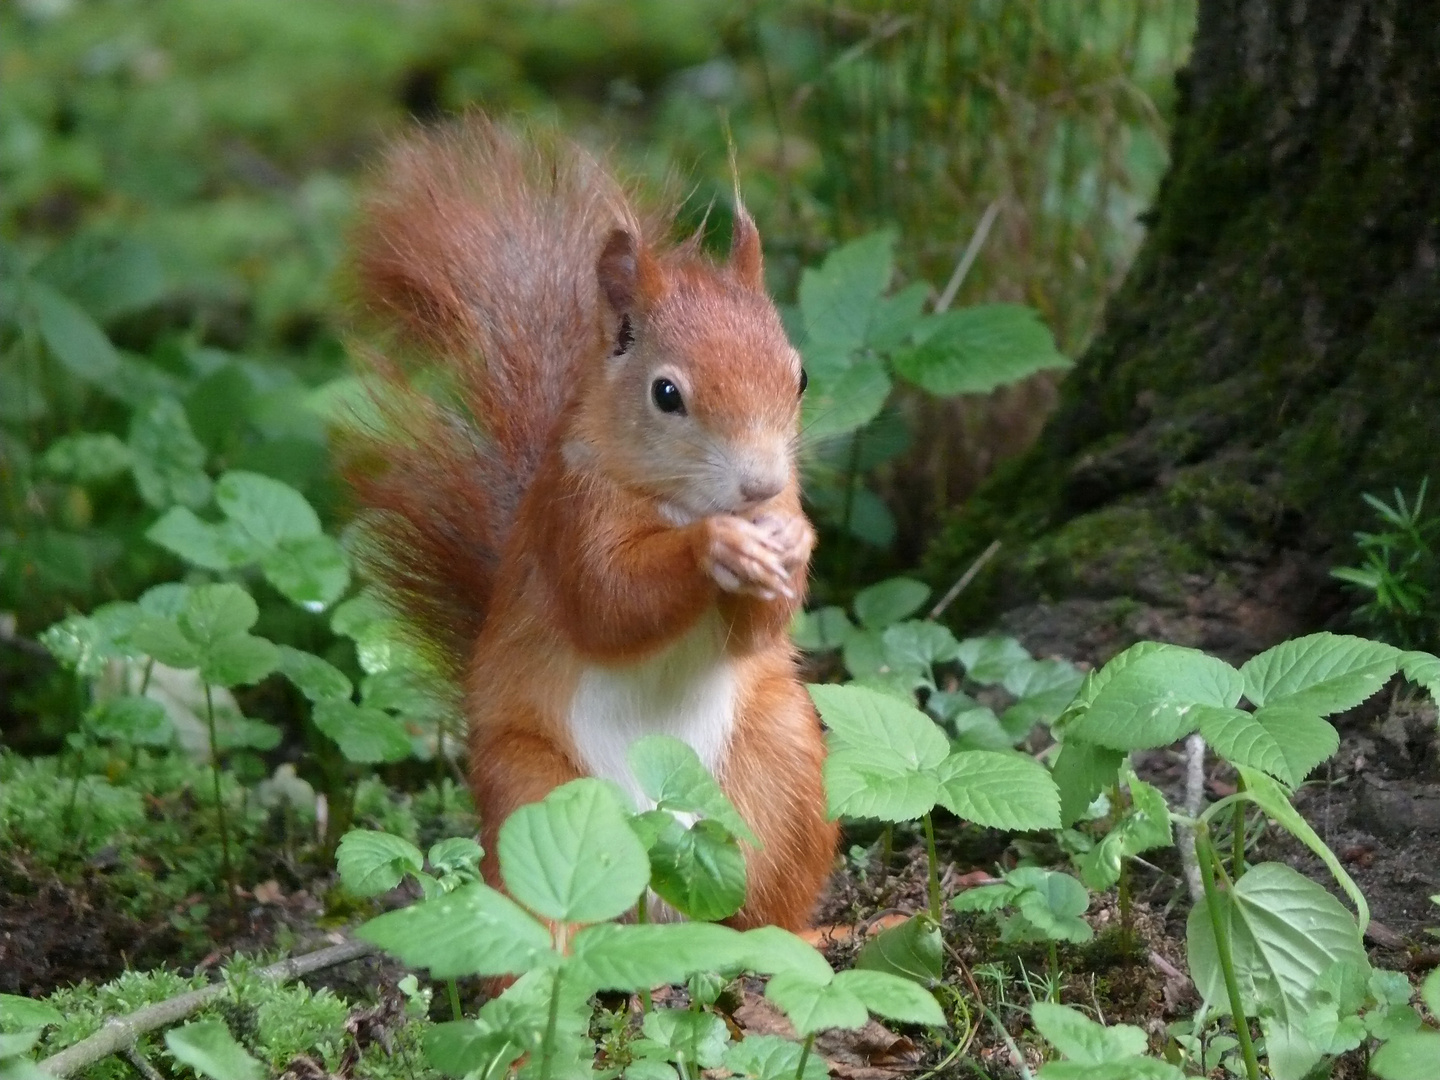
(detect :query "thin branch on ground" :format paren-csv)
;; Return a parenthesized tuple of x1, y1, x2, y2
(39, 939, 377, 1078)
(929, 539, 1002, 621)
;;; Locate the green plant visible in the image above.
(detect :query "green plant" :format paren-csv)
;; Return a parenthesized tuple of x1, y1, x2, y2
(1332, 479, 1440, 651)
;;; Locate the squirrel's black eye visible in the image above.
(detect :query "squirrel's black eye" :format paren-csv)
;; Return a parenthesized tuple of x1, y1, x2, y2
(613, 315, 634, 356)
(799, 368, 808, 396)
(651, 377, 686, 415)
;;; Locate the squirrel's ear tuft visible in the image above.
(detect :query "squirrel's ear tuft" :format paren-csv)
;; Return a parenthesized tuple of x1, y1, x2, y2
(597, 228, 659, 316)
(729, 200, 764, 292)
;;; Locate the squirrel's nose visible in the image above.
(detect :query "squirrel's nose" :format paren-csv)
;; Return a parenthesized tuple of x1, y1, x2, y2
(739, 476, 784, 505)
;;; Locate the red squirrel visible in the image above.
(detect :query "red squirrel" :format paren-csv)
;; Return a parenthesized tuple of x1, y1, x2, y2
(344, 116, 837, 930)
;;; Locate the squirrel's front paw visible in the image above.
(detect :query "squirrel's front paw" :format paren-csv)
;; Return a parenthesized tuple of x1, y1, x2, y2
(700, 516, 796, 601)
(750, 512, 815, 574)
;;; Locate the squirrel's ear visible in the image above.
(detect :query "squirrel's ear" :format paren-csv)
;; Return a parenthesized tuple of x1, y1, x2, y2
(597, 228, 659, 316)
(729, 200, 764, 292)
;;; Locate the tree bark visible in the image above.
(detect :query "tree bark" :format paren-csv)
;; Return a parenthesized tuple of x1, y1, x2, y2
(926, 0, 1440, 658)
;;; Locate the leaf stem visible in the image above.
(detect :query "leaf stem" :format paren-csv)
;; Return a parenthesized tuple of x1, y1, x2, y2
(538, 965, 564, 1080)
(1195, 825, 1260, 1080)
(202, 683, 235, 907)
(794, 1032, 815, 1080)
(1231, 774, 1247, 877)
(921, 813, 942, 922)
(447, 978, 462, 1022)
(879, 823, 893, 888)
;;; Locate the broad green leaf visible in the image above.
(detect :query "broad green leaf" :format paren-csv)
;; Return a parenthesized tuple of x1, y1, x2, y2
(34, 233, 166, 321)
(1067, 645, 1242, 749)
(853, 578, 931, 629)
(801, 356, 890, 443)
(164, 1020, 263, 1080)
(1035, 1055, 1184, 1078)
(336, 829, 423, 896)
(835, 969, 945, 1028)
(1371, 1033, 1440, 1080)
(854, 913, 943, 986)
(29, 282, 120, 384)
(128, 616, 201, 670)
(428, 837, 483, 877)
(1298, 1006, 1365, 1056)
(569, 922, 745, 991)
(1031, 1002, 1146, 1064)
(214, 471, 321, 546)
(88, 696, 172, 745)
(1076, 776, 1171, 891)
(841, 629, 911, 686)
(866, 282, 930, 349)
(423, 1022, 523, 1080)
(42, 432, 132, 482)
(358, 882, 553, 978)
(946, 705, 1016, 751)
(1424, 967, 1440, 1015)
(275, 645, 352, 703)
(936, 750, 1060, 830)
(200, 633, 279, 688)
(0, 997, 61, 1030)
(824, 750, 942, 822)
(809, 684, 949, 765)
(498, 778, 651, 924)
(628, 735, 756, 843)
(261, 534, 350, 609)
(1052, 739, 1126, 826)
(724, 1035, 828, 1080)
(0, 1032, 39, 1058)
(1398, 650, 1440, 703)
(951, 881, 1019, 915)
(147, 507, 254, 570)
(955, 636, 1031, 685)
(179, 583, 259, 644)
(648, 818, 747, 921)
(892, 303, 1069, 397)
(1312, 959, 1372, 1016)
(764, 972, 869, 1036)
(1060, 642, 1169, 722)
(735, 927, 835, 983)
(128, 396, 211, 509)
(624, 1061, 677, 1080)
(314, 700, 413, 763)
(1240, 633, 1399, 713)
(1196, 703, 1338, 786)
(138, 582, 191, 617)
(1186, 861, 1366, 1027)
(1005, 868, 1093, 943)
(791, 606, 855, 651)
(1004, 658, 1085, 700)
(641, 1010, 730, 1069)
(798, 232, 895, 351)
(881, 622, 961, 672)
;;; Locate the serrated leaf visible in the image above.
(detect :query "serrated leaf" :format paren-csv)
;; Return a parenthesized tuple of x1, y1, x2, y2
(498, 778, 651, 924)
(164, 1020, 263, 1080)
(647, 818, 747, 921)
(42, 432, 132, 482)
(798, 232, 895, 352)
(854, 913, 943, 986)
(628, 735, 756, 843)
(809, 683, 949, 765)
(336, 829, 423, 896)
(29, 281, 121, 384)
(853, 578, 931, 630)
(1398, 650, 1440, 704)
(214, 471, 321, 545)
(724, 1035, 829, 1080)
(261, 534, 350, 609)
(423, 1022, 523, 1080)
(835, 969, 945, 1027)
(128, 396, 211, 509)
(866, 282, 930, 349)
(88, 695, 172, 745)
(1240, 633, 1399, 713)
(936, 750, 1060, 830)
(138, 582, 191, 617)
(128, 616, 201, 670)
(1051, 739, 1126, 826)
(179, 583, 259, 644)
(1196, 703, 1338, 786)
(1423, 967, 1440, 1015)
(569, 922, 745, 991)
(200, 633, 279, 688)
(764, 972, 869, 1036)
(801, 356, 891, 443)
(314, 700, 413, 763)
(359, 882, 553, 978)
(147, 507, 256, 570)
(893, 303, 1069, 397)
(1067, 644, 1242, 749)
(1004, 657, 1085, 700)
(1031, 1002, 1146, 1065)
(1186, 862, 1367, 1027)
(275, 645, 352, 703)
(1371, 1032, 1440, 1080)
(1035, 1061, 1183, 1080)
(824, 751, 942, 822)
(428, 837, 483, 877)
(0, 996, 62, 1030)
(791, 606, 855, 652)
(955, 635, 1031, 685)
(881, 621, 960, 672)
(735, 927, 835, 983)
(641, 1010, 730, 1069)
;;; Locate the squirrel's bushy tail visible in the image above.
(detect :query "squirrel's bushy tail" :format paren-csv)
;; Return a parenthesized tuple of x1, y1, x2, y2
(342, 116, 664, 672)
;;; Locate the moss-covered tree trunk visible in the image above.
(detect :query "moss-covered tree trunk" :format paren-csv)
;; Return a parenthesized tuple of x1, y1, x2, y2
(927, 0, 1440, 657)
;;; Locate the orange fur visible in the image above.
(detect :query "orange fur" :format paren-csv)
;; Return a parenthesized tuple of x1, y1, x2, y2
(343, 114, 837, 931)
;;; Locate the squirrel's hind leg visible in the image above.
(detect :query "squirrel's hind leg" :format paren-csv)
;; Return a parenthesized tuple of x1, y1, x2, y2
(721, 671, 839, 932)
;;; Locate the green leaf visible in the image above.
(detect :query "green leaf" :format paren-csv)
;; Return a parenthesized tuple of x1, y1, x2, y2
(801, 356, 891, 443)
(1004, 658, 1085, 700)
(423, 1022, 523, 1080)
(1240, 633, 1399, 713)
(1052, 739, 1126, 826)
(955, 635, 1031, 685)
(428, 837, 483, 877)
(854, 913, 943, 986)
(836, 969, 945, 1028)
(881, 621, 961, 671)
(824, 751, 942, 822)
(641, 1010, 730, 1069)
(724, 1035, 828, 1080)
(866, 282, 930, 349)
(336, 829, 424, 896)
(128, 396, 212, 509)
(29, 282, 121, 384)
(1004, 868, 1093, 943)
(42, 432, 132, 482)
(569, 922, 745, 991)
(164, 1019, 263, 1080)
(1186, 861, 1367, 1027)
(358, 882, 553, 978)
(146, 508, 254, 570)
(261, 535, 350, 609)
(648, 819, 748, 921)
(764, 972, 869, 1036)
(138, 582, 191, 617)
(179, 583, 259, 644)
(791, 606, 855, 652)
(498, 778, 651, 923)
(893, 303, 1069, 397)
(936, 750, 1060, 830)
(1423, 967, 1440, 1015)
(853, 578, 931, 630)
(34, 233, 166, 321)
(734, 927, 835, 983)
(1031, 1002, 1146, 1064)
(88, 696, 172, 745)
(214, 471, 321, 546)
(1067, 644, 1242, 749)
(314, 700, 413, 764)
(0, 996, 62, 1031)
(798, 232, 895, 352)
(1196, 703, 1338, 786)
(200, 633, 279, 688)
(1398, 650, 1440, 703)
(275, 645, 352, 703)
(128, 616, 201, 670)
(628, 735, 757, 843)
(809, 683, 949, 764)
(1371, 1033, 1440, 1080)
(1076, 776, 1171, 891)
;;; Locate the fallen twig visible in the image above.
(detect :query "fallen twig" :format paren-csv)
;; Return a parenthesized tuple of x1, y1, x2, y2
(929, 540, 1002, 621)
(39, 939, 377, 1077)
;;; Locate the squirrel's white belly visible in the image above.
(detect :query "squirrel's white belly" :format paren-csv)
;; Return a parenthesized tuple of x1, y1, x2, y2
(566, 609, 737, 809)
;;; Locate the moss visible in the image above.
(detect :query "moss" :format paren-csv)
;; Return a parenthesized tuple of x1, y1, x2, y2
(1022, 504, 1209, 605)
